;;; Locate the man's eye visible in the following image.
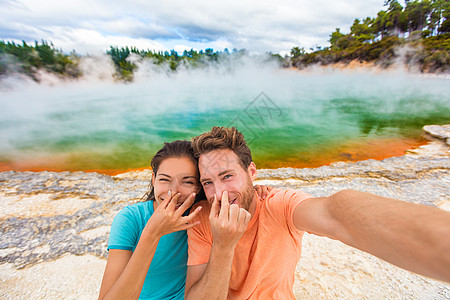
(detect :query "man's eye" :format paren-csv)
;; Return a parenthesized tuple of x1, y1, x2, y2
(223, 174, 232, 179)
(202, 181, 211, 186)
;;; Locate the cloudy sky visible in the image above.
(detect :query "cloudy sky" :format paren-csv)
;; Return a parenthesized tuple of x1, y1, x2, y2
(1, 0, 386, 55)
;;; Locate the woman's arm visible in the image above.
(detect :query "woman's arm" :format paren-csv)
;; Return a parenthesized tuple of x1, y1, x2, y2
(98, 234, 159, 300)
(99, 192, 202, 300)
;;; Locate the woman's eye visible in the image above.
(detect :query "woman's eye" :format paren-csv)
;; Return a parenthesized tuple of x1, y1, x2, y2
(158, 178, 169, 182)
(183, 181, 195, 185)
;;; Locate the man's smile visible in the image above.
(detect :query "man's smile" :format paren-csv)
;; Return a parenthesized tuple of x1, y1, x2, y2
(216, 197, 238, 206)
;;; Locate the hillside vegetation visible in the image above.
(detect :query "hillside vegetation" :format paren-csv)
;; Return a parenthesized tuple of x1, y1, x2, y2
(1, 0, 448, 81)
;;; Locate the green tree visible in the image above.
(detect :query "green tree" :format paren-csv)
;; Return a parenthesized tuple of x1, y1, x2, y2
(372, 11, 389, 38)
(107, 46, 137, 80)
(329, 28, 354, 49)
(290, 46, 305, 58)
(438, 19, 450, 33)
(0, 40, 80, 80)
(35, 40, 56, 67)
(405, 0, 432, 32)
(384, 0, 406, 36)
(429, 0, 446, 34)
(350, 17, 375, 42)
(329, 28, 346, 48)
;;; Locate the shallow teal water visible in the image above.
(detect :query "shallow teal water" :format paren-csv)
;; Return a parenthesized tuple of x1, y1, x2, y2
(1, 68, 449, 171)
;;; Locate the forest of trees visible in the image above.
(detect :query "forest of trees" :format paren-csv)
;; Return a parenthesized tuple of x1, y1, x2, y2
(291, 0, 449, 71)
(105, 46, 260, 81)
(0, 40, 81, 81)
(0, 0, 448, 82)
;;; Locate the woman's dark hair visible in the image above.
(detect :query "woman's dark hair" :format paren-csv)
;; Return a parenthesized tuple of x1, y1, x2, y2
(143, 140, 205, 203)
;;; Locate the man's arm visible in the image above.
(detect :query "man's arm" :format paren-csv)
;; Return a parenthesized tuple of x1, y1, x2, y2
(293, 189, 450, 283)
(185, 192, 251, 299)
(185, 247, 234, 299)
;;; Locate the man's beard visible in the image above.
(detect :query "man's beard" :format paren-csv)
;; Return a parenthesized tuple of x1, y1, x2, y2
(241, 173, 256, 211)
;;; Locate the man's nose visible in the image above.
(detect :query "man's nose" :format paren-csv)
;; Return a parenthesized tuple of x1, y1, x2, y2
(214, 182, 226, 200)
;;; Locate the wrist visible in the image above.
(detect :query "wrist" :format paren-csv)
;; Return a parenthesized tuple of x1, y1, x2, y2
(211, 240, 237, 257)
(142, 222, 164, 240)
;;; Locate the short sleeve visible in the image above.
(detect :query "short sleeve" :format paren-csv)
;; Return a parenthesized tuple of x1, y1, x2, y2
(283, 189, 313, 235)
(266, 188, 313, 236)
(187, 202, 213, 266)
(108, 207, 140, 251)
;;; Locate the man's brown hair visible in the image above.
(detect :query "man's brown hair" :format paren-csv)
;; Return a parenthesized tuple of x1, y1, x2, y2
(192, 127, 253, 170)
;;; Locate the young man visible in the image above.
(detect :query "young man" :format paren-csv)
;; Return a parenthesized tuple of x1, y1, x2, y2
(185, 127, 450, 299)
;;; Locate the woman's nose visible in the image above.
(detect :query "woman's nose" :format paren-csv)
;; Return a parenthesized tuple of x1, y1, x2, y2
(169, 180, 180, 194)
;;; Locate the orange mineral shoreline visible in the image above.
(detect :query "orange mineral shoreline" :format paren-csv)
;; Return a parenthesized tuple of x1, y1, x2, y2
(256, 136, 428, 169)
(0, 136, 429, 175)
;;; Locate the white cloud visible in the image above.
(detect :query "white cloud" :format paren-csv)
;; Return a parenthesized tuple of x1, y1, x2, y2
(173, 44, 195, 54)
(1, 0, 386, 54)
(59, 29, 167, 54)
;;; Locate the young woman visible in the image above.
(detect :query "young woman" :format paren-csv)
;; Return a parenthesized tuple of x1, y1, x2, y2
(98, 140, 203, 299)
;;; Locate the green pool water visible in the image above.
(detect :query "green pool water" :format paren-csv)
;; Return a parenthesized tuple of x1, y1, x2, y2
(1, 67, 449, 172)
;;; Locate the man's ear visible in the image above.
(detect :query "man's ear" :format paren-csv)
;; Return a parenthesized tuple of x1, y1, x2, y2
(248, 161, 257, 181)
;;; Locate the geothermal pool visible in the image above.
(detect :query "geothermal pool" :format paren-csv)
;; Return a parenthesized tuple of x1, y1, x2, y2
(1, 64, 449, 174)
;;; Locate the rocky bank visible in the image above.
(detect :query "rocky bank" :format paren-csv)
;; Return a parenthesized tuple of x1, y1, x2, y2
(1, 125, 450, 299)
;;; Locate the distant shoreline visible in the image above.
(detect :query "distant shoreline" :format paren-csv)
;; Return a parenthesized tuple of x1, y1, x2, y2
(1, 33, 449, 85)
(1, 58, 449, 90)
(288, 59, 450, 77)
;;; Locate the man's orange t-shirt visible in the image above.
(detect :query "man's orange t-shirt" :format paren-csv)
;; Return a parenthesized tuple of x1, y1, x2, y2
(187, 188, 312, 299)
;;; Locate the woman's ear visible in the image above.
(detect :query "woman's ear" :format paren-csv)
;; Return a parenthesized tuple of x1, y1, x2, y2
(151, 172, 156, 187)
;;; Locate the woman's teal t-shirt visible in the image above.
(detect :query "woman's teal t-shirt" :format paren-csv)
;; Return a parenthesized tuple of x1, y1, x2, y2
(108, 201, 188, 299)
